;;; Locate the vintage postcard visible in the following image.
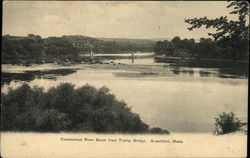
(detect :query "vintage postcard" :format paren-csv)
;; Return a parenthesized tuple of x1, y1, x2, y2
(1, 1, 248, 158)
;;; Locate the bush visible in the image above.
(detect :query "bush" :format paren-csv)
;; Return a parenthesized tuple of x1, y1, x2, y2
(150, 127, 169, 134)
(213, 112, 243, 135)
(1, 83, 169, 134)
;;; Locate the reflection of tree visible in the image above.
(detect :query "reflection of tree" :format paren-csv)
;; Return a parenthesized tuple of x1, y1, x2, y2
(167, 58, 248, 78)
(1, 69, 77, 86)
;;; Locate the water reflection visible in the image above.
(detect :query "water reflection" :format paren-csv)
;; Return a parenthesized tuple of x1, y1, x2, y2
(1, 72, 35, 86)
(114, 72, 159, 78)
(1, 69, 78, 85)
(99, 54, 249, 79)
(172, 69, 194, 76)
(199, 71, 217, 77)
(155, 57, 249, 78)
(170, 67, 223, 78)
(169, 66, 247, 79)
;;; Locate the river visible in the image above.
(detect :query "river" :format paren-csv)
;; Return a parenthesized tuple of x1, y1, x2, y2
(1, 52, 248, 133)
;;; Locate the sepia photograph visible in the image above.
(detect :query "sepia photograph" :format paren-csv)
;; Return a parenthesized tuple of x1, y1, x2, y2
(1, 1, 248, 157)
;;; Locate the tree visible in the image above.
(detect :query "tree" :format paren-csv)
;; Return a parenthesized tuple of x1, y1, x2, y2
(171, 36, 182, 47)
(2, 37, 17, 63)
(1, 83, 169, 134)
(185, 1, 249, 60)
(154, 41, 163, 55)
(44, 37, 79, 60)
(214, 112, 243, 135)
(150, 127, 169, 134)
(193, 38, 217, 58)
(154, 40, 174, 56)
(185, 1, 249, 40)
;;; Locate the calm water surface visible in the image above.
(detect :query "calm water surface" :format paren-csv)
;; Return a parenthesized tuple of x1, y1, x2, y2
(1, 53, 248, 133)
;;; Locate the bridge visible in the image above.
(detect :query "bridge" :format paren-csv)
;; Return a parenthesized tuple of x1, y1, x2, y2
(71, 41, 93, 52)
(71, 41, 94, 61)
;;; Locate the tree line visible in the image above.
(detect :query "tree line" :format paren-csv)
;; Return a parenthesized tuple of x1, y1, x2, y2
(154, 36, 248, 60)
(2, 34, 154, 65)
(2, 34, 80, 65)
(154, 1, 249, 61)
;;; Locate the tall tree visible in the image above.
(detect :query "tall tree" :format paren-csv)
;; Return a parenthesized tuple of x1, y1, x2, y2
(185, 1, 249, 60)
(185, 1, 249, 40)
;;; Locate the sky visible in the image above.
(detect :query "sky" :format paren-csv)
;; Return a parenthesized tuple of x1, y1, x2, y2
(3, 1, 237, 39)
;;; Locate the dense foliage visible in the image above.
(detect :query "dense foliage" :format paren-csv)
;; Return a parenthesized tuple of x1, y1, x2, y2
(2, 35, 155, 65)
(154, 37, 195, 58)
(214, 112, 243, 135)
(2, 34, 45, 64)
(1, 83, 169, 134)
(2, 34, 80, 65)
(154, 35, 248, 60)
(184, 1, 249, 60)
(185, 1, 249, 41)
(154, 1, 249, 60)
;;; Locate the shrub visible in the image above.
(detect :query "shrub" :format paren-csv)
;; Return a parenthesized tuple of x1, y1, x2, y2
(150, 127, 170, 134)
(214, 112, 243, 135)
(1, 83, 169, 134)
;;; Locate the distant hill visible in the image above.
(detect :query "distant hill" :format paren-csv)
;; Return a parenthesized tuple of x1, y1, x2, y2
(151, 37, 200, 42)
(61, 35, 104, 45)
(98, 37, 155, 43)
(98, 37, 200, 43)
(150, 38, 172, 41)
(97, 37, 156, 52)
(60, 36, 156, 52)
